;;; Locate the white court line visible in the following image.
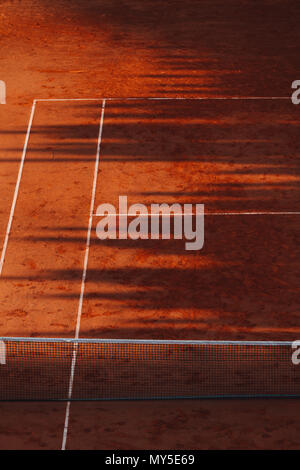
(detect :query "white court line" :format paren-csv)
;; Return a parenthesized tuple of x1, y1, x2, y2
(92, 211, 300, 216)
(35, 96, 291, 102)
(204, 211, 300, 216)
(0, 100, 36, 276)
(61, 99, 106, 451)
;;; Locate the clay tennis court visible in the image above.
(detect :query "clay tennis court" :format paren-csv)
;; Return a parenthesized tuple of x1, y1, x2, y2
(0, 0, 300, 450)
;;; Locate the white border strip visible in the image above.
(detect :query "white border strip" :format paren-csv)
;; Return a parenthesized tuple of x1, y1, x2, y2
(0, 100, 36, 276)
(0, 337, 293, 346)
(0, 341, 6, 365)
(62, 99, 106, 451)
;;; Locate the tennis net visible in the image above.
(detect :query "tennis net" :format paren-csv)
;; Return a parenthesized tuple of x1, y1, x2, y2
(0, 337, 299, 400)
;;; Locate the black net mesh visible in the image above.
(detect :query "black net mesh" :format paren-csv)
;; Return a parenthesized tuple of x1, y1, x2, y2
(0, 338, 299, 400)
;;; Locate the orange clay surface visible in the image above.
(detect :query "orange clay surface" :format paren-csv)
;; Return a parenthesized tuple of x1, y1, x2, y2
(0, 0, 299, 451)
